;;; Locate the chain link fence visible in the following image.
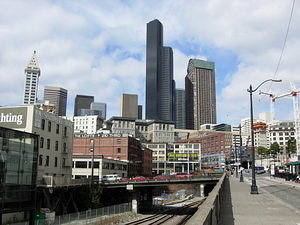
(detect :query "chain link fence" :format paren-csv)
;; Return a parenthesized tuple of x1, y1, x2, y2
(33, 202, 132, 225)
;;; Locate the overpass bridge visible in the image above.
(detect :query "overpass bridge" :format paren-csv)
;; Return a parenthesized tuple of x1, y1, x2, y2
(37, 174, 222, 214)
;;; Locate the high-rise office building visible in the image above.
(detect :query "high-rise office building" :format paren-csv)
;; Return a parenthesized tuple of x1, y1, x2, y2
(138, 105, 143, 120)
(23, 51, 40, 105)
(185, 59, 216, 130)
(120, 94, 138, 119)
(44, 86, 67, 116)
(145, 19, 175, 121)
(175, 88, 186, 129)
(74, 95, 94, 116)
(91, 102, 107, 120)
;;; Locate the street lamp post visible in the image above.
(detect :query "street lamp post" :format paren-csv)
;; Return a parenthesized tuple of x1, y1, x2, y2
(239, 124, 244, 182)
(89, 139, 95, 207)
(247, 79, 281, 194)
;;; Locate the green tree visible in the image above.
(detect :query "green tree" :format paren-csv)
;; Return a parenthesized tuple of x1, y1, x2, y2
(286, 137, 296, 154)
(91, 182, 103, 208)
(270, 142, 280, 155)
(257, 146, 270, 155)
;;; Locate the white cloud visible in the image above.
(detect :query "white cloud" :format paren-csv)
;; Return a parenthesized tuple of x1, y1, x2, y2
(0, 0, 299, 125)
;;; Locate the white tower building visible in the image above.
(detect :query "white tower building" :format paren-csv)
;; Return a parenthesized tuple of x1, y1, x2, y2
(23, 51, 40, 105)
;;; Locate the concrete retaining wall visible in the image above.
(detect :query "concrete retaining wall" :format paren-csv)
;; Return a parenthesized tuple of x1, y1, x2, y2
(186, 173, 227, 225)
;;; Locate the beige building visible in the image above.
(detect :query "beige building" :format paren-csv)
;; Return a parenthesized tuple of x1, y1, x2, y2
(72, 155, 128, 180)
(66, 115, 104, 134)
(145, 141, 201, 175)
(0, 105, 73, 185)
(109, 116, 175, 143)
(120, 94, 138, 119)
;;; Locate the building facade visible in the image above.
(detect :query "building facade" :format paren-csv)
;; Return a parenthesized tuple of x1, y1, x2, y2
(23, 51, 40, 105)
(66, 115, 104, 134)
(185, 59, 216, 129)
(0, 127, 38, 224)
(0, 106, 73, 185)
(72, 155, 128, 180)
(74, 95, 94, 116)
(175, 88, 185, 129)
(72, 134, 151, 177)
(91, 102, 107, 120)
(145, 19, 175, 121)
(180, 131, 232, 165)
(44, 86, 67, 116)
(269, 120, 295, 151)
(109, 117, 175, 143)
(120, 94, 138, 119)
(144, 142, 201, 175)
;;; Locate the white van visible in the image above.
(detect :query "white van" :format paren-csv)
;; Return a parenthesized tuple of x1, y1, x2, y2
(102, 174, 121, 182)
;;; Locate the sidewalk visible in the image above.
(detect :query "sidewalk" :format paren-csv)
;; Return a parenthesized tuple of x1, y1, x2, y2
(218, 176, 300, 225)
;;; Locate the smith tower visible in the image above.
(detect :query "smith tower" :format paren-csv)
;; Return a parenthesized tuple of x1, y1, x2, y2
(23, 51, 41, 105)
(185, 59, 216, 130)
(145, 19, 175, 121)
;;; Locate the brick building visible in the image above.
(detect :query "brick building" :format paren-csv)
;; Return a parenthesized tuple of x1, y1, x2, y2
(73, 133, 152, 177)
(180, 131, 232, 167)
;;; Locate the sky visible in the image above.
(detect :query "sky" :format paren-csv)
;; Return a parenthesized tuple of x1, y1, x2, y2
(1, 0, 300, 125)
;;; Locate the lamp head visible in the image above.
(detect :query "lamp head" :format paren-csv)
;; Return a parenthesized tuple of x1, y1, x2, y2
(271, 79, 282, 82)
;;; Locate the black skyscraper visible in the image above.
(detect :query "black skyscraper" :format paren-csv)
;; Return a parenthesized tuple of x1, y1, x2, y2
(146, 19, 175, 121)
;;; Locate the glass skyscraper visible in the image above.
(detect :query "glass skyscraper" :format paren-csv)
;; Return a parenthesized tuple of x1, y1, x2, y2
(74, 95, 94, 116)
(175, 88, 186, 129)
(146, 19, 175, 121)
(185, 59, 216, 130)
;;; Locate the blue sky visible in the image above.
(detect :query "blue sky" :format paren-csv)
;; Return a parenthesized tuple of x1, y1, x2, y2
(0, 0, 299, 125)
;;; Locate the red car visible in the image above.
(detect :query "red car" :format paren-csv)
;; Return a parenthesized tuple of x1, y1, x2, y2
(175, 172, 192, 178)
(153, 175, 169, 180)
(130, 176, 150, 181)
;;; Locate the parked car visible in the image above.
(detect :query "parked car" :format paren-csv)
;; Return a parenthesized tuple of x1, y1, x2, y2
(175, 172, 192, 178)
(130, 176, 150, 181)
(153, 175, 169, 180)
(121, 177, 129, 182)
(102, 174, 122, 182)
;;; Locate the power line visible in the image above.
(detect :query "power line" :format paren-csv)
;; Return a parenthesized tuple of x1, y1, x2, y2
(273, 0, 296, 78)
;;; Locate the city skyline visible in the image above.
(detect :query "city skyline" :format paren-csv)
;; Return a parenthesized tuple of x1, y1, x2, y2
(1, 0, 299, 125)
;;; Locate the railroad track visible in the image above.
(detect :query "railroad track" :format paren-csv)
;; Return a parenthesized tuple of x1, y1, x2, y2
(123, 198, 205, 225)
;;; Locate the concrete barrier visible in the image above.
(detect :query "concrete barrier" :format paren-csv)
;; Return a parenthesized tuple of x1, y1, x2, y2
(186, 173, 227, 225)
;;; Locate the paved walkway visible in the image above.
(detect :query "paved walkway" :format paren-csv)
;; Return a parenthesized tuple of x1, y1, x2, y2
(218, 176, 300, 225)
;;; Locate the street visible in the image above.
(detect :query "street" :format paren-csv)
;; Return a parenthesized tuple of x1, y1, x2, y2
(243, 172, 300, 212)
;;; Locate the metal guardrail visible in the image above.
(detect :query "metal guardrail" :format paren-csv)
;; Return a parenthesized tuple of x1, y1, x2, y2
(186, 173, 227, 225)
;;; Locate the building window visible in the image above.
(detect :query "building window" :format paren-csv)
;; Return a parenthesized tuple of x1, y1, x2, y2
(55, 141, 59, 151)
(41, 119, 45, 130)
(48, 121, 52, 132)
(39, 155, 43, 166)
(117, 148, 121, 153)
(40, 137, 44, 148)
(89, 162, 100, 168)
(47, 139, 50, 149)
(64, 127, 67, 136)
(75, 161, 87, 168)
(56, 124, 60, 134)
(45, 156, 49, 167)
(63, 142, 67, 152)
(55, 157, 58, 167)
(117, 139, 121, 144)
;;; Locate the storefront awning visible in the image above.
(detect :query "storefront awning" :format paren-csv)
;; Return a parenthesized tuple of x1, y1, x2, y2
(285, 161, 300, 166)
